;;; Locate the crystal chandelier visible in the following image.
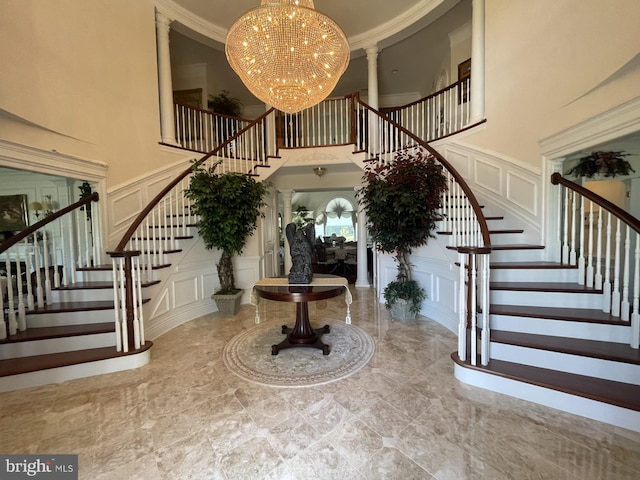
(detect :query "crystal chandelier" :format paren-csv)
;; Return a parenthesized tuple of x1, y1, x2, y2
(225, 0, 350, 114)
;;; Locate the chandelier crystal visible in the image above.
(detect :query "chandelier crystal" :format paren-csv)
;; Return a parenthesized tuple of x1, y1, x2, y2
(225, 0, 350, 114)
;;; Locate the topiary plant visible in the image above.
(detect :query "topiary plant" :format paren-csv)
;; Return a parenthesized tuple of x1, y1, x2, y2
(357, 147, 448, 318)
(185, 159, 270, 294)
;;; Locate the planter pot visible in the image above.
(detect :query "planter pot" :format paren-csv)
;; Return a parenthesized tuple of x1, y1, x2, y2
(389, 298, 417, 321)
(212, 289, 244, 316)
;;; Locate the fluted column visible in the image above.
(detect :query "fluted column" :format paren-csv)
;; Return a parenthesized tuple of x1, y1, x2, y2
(280, 189, 294, 274)
(470, 0, 485, 122)
(156, 10, 178, 146)
(355, 189, 370, 288)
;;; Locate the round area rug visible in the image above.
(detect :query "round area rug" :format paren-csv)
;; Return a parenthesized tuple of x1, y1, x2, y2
(223, 322, 375, 388)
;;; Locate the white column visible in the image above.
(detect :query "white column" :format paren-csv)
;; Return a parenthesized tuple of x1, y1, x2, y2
(355, 189, 370, 288)
(156, 10, 178, 146)
(280, 189, 294, 275)
(470, 0, 485, 122)
(365, 46, 380, 110)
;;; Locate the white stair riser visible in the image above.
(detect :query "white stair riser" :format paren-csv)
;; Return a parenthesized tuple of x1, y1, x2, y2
(27, 310, 114, 328)
(51, 289, 114, 302)
(490, 268, 578, 283)
(0, 349, 150, 393)
(0, 332, 116, 359)
(489, 250, 546, 263)
(454, 364, 640, 433)
(491, 314, 631, 343)
(490, 342, 640, 385)
(491, 290, 602, 309)
(72, 270, 113, 283)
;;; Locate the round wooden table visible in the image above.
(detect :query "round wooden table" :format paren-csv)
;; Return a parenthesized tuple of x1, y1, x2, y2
(253, 276, 346, 355)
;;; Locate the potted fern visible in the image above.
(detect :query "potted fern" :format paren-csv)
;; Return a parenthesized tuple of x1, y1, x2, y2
(185, 160, 270, 315)
(357, 147, 448, 320)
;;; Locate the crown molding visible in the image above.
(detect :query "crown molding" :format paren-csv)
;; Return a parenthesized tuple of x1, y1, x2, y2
(539, 96, 640, 159)
(0, 140, 107, 181)
(156, 0, 458, 55)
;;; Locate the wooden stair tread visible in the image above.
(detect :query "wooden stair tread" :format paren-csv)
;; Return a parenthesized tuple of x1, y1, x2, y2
(490, 261, 577, 269)
(0, 323, 114, 343)
(491, 330, 640, 365)
(54, 281, 113, 290)
(26, 298, 149, 314)
(490, 281, 601, 293)
(452, 354, 640, 412)
(0, 342, 153, 377)
(54, 280, 160, 289)
(489, 244, 545, 250)
(490, 304, 629, 325)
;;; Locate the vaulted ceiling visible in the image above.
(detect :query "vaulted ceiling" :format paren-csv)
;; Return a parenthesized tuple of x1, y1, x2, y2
(165, 0, 471, 105)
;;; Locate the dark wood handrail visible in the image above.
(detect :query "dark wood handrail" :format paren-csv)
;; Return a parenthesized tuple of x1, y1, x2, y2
(355, 94, 491, 248)
(113, 108, 275, 252)
(0, 192, 99, 254)
(380, 78, 470, 113)
(551, 172, 640, 234)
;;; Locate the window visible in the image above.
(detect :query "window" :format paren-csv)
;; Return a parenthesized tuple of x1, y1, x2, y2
(315, 197, 356, 241)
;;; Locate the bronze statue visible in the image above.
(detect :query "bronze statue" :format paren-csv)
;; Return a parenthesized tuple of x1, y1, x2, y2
(286, 222, 315, 284)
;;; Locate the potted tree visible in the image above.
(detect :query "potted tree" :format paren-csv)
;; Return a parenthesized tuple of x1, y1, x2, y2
(185, 159, 270, 315)
(357, 147, 448, 320)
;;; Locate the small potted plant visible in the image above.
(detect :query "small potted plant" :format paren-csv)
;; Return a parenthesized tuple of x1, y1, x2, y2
(185, 159, 270, 315)
(567, 150, 635, 178)
(357, 147, 448, 320)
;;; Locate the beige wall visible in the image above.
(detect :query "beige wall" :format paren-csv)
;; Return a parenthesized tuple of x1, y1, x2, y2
(0, 0, 186, 188)
(464, 0, 640, 166)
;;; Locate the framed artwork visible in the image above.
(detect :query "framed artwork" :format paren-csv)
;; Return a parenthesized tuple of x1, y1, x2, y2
(458, 58, 471, 103)
(173, 88, 203, 109)
(0, 194, 29, 232)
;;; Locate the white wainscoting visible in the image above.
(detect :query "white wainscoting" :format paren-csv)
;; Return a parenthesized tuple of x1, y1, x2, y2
(435, 140, 544, 247)
(104, 154, 193, 249)
(375, 241, 460, 334)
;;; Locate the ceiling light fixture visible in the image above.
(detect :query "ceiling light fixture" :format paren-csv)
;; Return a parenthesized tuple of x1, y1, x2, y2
(313, 166, 327, 178)
(226, 0, 350, 114)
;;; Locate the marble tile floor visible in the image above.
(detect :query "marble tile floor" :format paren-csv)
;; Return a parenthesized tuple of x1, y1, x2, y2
(1, 286, 640, 479)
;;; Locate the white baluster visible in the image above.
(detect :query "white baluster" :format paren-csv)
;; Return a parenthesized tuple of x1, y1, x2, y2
(470, 253, 478, 366)
(569, 191, 577, 265)
(15, 249, 26, 331)
(457, 252, 467, 362)
(586, 200, 594, 287)
(577, 196, 585, 284)
(611, 220, 621, 317)
(621, 227, 631, 321)
(630, 234, 639, 349)
(603, 212, 612, 313)
(481, 253, 491, 366)
(5, 256, 17, 335)
(595, 206, 603, 290)
(112, 259, 122, 352)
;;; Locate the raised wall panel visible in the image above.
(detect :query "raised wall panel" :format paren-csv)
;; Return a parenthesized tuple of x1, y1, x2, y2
(173, 277, 199, 308)
(109, 188, 144, 230)
(149, 288, 171, 318)
(444, 148, 471, 178)
(475, 159, 502, 196)
(506, 171, 538, 215)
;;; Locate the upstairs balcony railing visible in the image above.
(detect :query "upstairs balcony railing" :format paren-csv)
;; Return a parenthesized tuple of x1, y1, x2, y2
(551, 173, 640, 348)
(381, 77, 472, 143)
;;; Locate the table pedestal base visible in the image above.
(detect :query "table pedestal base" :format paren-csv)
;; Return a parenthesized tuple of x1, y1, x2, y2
(271, 302, 331, 355)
